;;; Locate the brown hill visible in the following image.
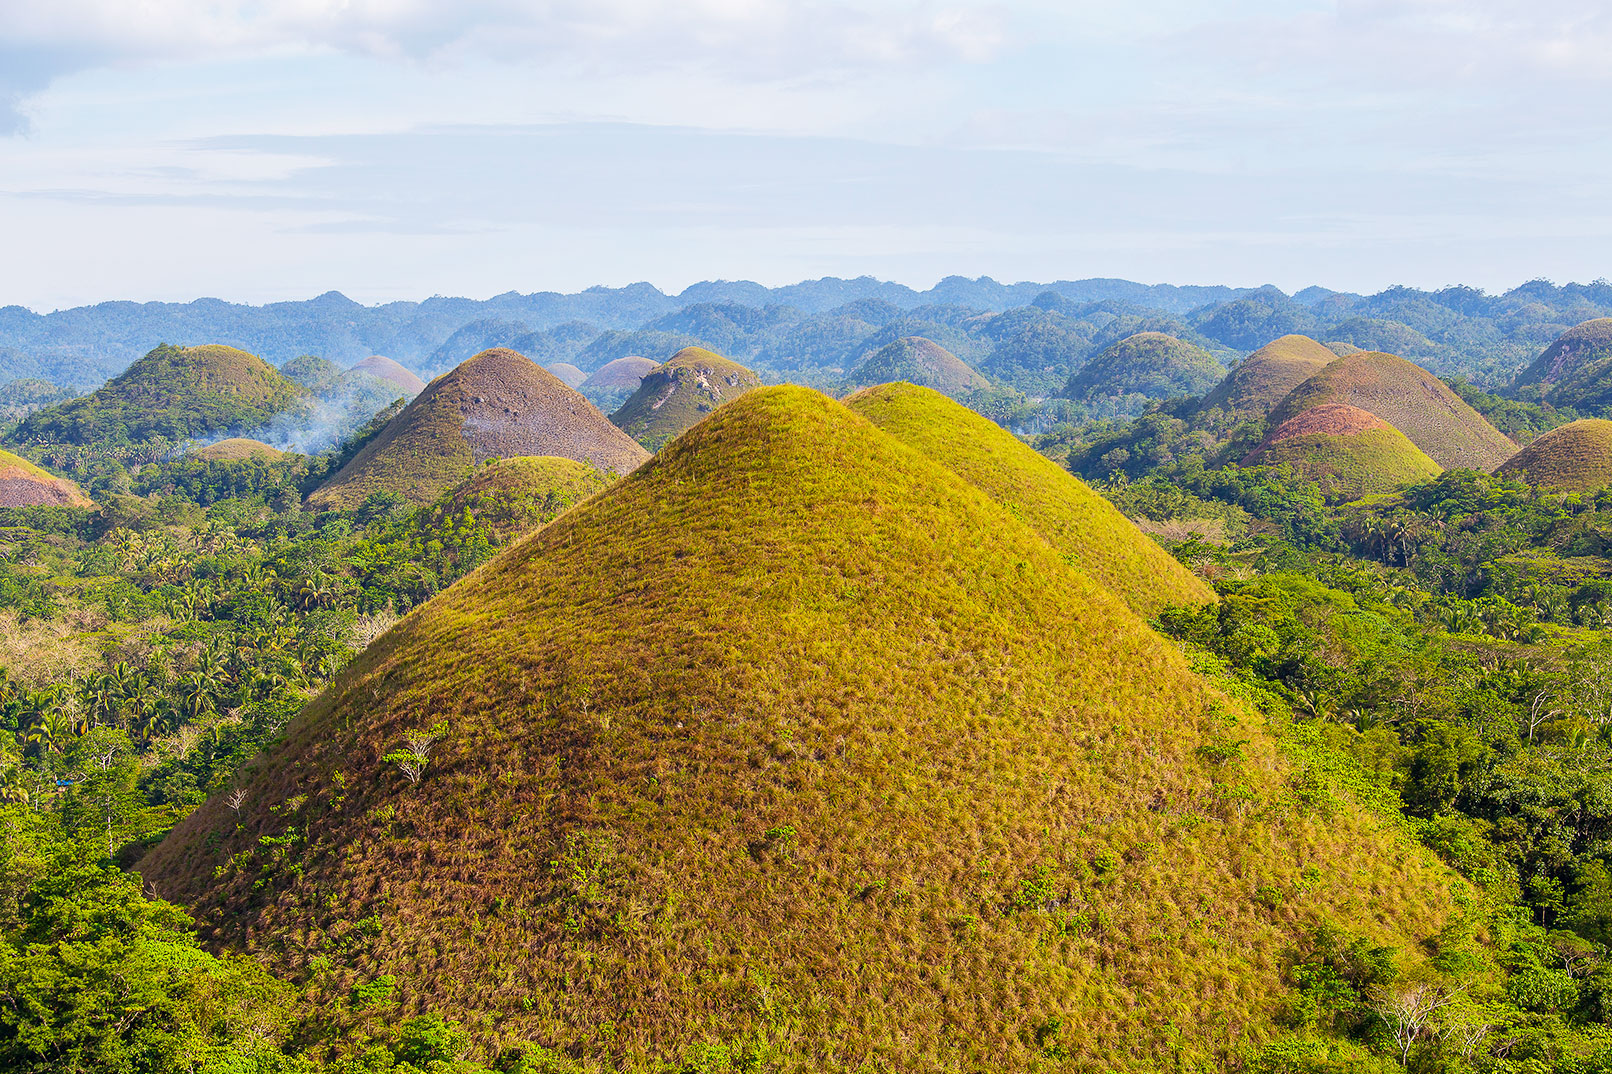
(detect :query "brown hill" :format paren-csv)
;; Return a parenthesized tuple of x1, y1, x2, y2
(845, 336, 989, 398)
(1197, 334, 1338, 419)
(1268, 351, 1516, 470)
(1513, 319, 1612, 410)
(190, 438, 287, 462)
(610, 347, 763, 449)
(580, 356, 657, 394)
(1496, 418, 1612, 492)
(1244, 404, 1441, 499)
(306, 348, 649, 509)
(143, 386, 1453, 1071)
(349, 355, 425, 396)
(0, 449, 90, 507)
(545, 362, 587, 389)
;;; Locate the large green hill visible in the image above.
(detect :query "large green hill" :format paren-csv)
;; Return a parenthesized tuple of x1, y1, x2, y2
(1496, 418, 1612, 492)
(1197, 334, 1338, 420)
(1513, 319, 1612, 410)
(844, 381, 1213, 615)
(844, 336, 989, 398)
(1062, 331, 1224, 403)
(306, 348, 648, 509)
(11, 344, 305, 445)
(144, 386, 1452, 1071)
(1268, 351, 1516, 471)
(1244, 403, 1441, 499)
(610, 347, 762, 450)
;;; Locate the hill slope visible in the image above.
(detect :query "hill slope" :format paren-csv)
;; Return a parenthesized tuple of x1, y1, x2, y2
(844, 382, 1213, 615)
(1268, 351, 1515, 470)
(144, 387, 1452, 1070)
(610, 347, 763, 449)
(0, 449, 91, 507)
(11, 344, 305, 444)
(1244, 403, 1441, 498)
(1197, 334, 1338, 419)
(1062, 331, 1224, 403)
(845, 336, 989, 398)
(440, 456, 614, 542)
(306, 348, 648, 509)
(1514, 319, 1612, 410)
(545, 362, 587, 389)
(190, 438, 287, 462)
(350, 355, 426, 397)
(1496, 418, 1612, 492)
(580, 355, 657, 394)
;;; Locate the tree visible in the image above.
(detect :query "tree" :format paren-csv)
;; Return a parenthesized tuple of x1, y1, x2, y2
(64, 729, 137, 858)
(383, 724, 446, 786)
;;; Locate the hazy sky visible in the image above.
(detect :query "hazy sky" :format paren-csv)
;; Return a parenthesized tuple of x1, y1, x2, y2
(3, 0, 1610, 309)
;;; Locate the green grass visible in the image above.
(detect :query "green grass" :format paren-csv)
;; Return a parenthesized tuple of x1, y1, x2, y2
(1496, 418, 1612, 492)
(1248, 426, 1441, 500)
(1268, 351, 1517, 471)
(1197, 334, 1338, 419)
(845, 337, 989, 399)
(844, 381, 1215, 615)
(442, 455, 615, 542)
(145, 386, 1455, 1072)
(1063, 331, 1224, 402)
(609, 347, 762, 450)
(11, 344, 307, 445)
(308, 349, 648, 509)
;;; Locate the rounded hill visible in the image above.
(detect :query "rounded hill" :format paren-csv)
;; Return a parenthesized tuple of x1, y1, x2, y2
(280, 354, 344, 392)
(439, 456, 613, 543)
(1062, 331, 1224, 403)
(1243, 403, 1441, 499)
(1514, 319, 1612, 410)
(580, 355, 656, 394)
(610, 347, 763, 450)
(190, 438, 287, 462)
(306, 348, 649, 510)
(144, 386, 1453, 1071)
(844, 381, 1213, 615)
(1268, 351, 1516, 470)
(349, 355, 425, 397)
(1196, 334, 1338, 419)
(10, 343, 305, 445)
(0, 449, 90, 507)
(845, 336, 988, 398)
(545, 362, 587, 389)
(1496, 418, 1612, 492)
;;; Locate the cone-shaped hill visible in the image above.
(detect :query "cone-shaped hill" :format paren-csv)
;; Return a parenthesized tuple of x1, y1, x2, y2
(0, 448, 90, 507)
(306, 348, 648, 509)
(610, 346, 763, 449)
(1062, 331, 1224, 403)
(1244, 404, 1440, 499)
(1268, 351, 1515, 471)
(1197, 334, 1338, 419)
(845, 382, 1213, 615)
(350, 355, 426, 397)
(1513, 319, 1612, 410)
(143, 387, 1454, 1070)
(580, 355, 657, 394)
(1496, 419, 1612, 492)
(11, 344, 305, 445)
(846, 336, 989, 398)
(438, 456, 614, 543)
(190, 438, 287, 462)
(545, 362, 587, 389)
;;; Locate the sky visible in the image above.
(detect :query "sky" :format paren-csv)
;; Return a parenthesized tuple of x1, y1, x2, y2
(2, 0, 1611, 310)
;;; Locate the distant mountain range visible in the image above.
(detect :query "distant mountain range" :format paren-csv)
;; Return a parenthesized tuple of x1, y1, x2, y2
(4, 275, 1611, 392)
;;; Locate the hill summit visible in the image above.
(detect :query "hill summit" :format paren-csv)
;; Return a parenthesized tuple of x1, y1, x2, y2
(1268, 351, 1516, 470)
(306, 348, 648, 509)
(144, 386, 1452, 1070)
(1062, 331, 1224, 404)
(0, 449, 90, 507)
(349, 355, 426, 397)
(1244, 403, 1441, 498)
(1496, 418, 1612, 492)
(11, 344, 304, 445)
(1197, 334, 1338, 419)
(1513, 318, 1612, 410)
(845, 336, 988, 398)
(610, 346, 763, 449)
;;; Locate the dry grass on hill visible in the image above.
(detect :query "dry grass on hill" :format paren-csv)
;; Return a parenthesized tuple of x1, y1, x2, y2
(1245, 404, 1441, 499)
(1497, 418, 1612, 492)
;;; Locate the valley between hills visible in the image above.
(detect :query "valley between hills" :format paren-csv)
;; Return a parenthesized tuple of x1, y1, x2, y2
(11, 279, 1612, 1071)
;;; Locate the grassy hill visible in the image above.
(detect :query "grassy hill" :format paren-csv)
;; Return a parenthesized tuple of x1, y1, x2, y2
(1513, 319, 1612, 410)
(546, 362, 587, 389)
(845, 336, 990, 399)
(1496, 418, 1612, 492)
(10, 344, 306, 445)
(307, 348, 648, 509)
(1244, 403, 1441, 499)
(1062, 331, 1224, 403)
(1196, 334, 1338, 419)
(844, 381, 1213, 615)
(610, 347, 763, 450)
(350, 355, 426, 397)
(580, 355, 656, 394)
(440, 456, 614, 542)
(0, 448, 90, 507)
(280, 354, 344, 392)
(190, 438, 287, 462)
(1267, 351, 1516, 470)
(144, 386, 1453, 1071)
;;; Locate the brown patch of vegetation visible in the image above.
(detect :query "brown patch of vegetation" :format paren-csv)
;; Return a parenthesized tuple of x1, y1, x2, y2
(1197, 334, 1338, 419)
(0, 448, 91, 507)
(1497, 418, 1612, 492)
